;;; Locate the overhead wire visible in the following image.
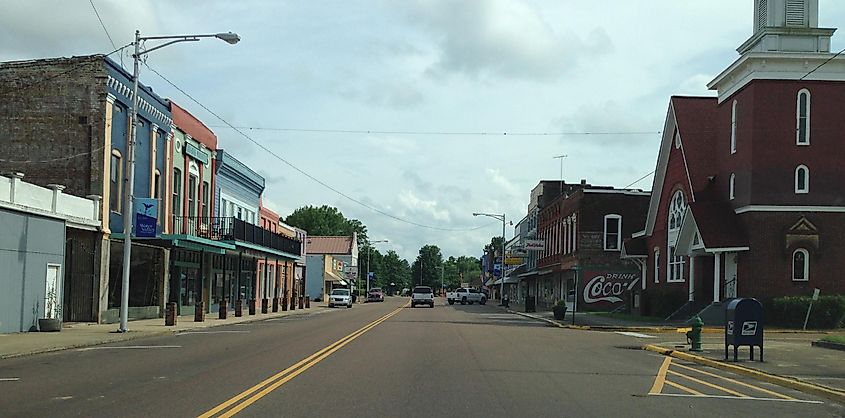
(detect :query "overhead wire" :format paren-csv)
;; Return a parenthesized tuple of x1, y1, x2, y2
(144, 63, 495, 232)
(208, 125, 662, 137)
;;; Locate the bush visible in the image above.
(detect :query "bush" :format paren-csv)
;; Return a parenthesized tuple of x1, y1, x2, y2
(766, 295, 845, 329)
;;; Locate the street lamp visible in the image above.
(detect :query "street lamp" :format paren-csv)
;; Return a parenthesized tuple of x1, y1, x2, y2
(473, 212, 506, 304)
(118, 30, 240, 333)
(366, 239, 388, 296)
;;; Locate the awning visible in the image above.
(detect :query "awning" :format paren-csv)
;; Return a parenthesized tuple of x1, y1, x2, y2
(325, 269, 345, 283)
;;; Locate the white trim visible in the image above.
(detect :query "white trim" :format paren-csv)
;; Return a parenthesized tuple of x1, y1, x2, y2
(736, 205, 845, 213)
(730, 100, 738, 154)
(653, 248, 660, 284)
(704, 247, 750, 253)
(794, 165, 810, 194)
(632, 230, 646, 238)
(792, 248, 809, 281)
(796, 89, 811, 146)
(644, 102, 678, 236)
(603, 214, 622, 251)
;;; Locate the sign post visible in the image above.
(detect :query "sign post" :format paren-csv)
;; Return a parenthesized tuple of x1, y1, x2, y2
(803, 288, 820, 331)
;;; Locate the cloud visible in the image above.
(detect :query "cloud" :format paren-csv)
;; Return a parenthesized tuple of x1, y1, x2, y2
(397, 189, 451, 222)
(399, 0, 611, 81)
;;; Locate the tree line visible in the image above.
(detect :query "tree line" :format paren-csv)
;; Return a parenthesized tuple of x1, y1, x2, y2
(283, 205, 483, 291)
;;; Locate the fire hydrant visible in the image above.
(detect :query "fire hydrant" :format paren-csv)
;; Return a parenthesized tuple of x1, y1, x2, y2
(686, 316, 704, 352)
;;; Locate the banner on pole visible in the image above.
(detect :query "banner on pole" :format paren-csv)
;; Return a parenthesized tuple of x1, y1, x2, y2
(134, 198, 158, 238)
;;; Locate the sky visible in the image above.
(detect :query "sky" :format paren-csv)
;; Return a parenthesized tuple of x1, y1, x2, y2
(2, 0, 845, 261)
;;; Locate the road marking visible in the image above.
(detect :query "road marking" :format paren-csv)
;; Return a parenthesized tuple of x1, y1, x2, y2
(665, 380, 705, 396)
(649, 356, 672, 394)
(0, 378, 20, 382)
(76, 345, 181, 351)
(615, 331, 657, 339)
(199, 303, 408, 418)
(671, 362, 795, 400)
(650, 393, 824, 404)
(668, 369, 749, 398)
(177, 331, 250, 336)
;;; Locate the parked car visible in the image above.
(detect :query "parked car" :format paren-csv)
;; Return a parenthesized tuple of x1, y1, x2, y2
(446, 288, 487, 305)
(328, 288, 353, 308)
(367, 288, 384, 302)
(400, 288, 410, 297)
(411, 286, 434, 308)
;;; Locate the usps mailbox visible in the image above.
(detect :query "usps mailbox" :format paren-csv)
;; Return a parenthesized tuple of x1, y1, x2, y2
(725, 298, 764, 362)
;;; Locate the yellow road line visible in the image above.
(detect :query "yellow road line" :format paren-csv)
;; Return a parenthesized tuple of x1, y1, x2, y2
(665, 380, 705, 396)
(649, 356, 672, 394)
(668, 369, 749, 398)
(199, 304, 406, 418)
(671, 362, 795, 400)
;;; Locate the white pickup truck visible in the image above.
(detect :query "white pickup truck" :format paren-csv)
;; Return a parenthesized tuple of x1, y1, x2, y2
(446, 288, 487, 305)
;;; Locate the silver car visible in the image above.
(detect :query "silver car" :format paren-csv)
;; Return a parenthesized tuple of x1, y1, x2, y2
(328, 288, 353, 308)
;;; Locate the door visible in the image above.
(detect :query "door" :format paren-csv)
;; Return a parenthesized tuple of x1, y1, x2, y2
(45, 264, 61, 320)
(64, 237, 96, 322)
(724, 253, 738, 299)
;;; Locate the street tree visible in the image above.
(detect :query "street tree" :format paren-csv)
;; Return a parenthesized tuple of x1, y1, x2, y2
(283, 205, 368, 247)
(411, 244, 443, 289)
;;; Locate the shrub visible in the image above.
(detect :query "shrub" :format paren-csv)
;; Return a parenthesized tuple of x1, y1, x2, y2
(766, 295, 845, 329)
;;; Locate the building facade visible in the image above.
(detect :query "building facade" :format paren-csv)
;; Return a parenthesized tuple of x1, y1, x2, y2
(628, 0, 845, 321)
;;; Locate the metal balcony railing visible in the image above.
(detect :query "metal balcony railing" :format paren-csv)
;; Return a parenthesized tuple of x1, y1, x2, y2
(171, 215, 302, 256)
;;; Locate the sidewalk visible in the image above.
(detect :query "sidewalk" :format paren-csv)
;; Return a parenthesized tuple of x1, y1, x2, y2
(0, 305, 327, 359)
(498, 302, 845, 400)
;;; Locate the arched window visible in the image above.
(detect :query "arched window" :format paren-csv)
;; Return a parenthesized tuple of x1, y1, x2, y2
(731, 100, 738, 153)
(792, 249, 809, 281)
(603, 214, 622, 251)
(110, 149, 122, 213)
(667, 190, 686, 282)
(795, 165, 809, 194)
(729, 173, 736, 200)
(796, 89, 810, 145)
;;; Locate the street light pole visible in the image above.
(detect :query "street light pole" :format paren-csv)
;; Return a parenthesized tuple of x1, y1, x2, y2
(366, 239, 388, 296)
(473, 212, 507, 304)
(118, 30, 240, 333)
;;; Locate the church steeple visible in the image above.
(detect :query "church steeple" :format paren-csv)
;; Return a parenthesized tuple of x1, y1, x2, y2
(740, 0, 832, 54)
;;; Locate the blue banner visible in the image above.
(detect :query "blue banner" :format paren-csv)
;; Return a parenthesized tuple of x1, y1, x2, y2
(135, 198, 158, 238)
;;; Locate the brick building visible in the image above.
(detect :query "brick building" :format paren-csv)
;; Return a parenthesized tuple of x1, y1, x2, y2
(534, 183, 650, 311)
(0, 55, 172, 323)
(624, 0, 845, 321)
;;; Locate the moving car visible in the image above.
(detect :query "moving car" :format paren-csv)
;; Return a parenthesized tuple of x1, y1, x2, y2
(446, 288, 487, 305)
(411, 286, 434, 308)
(328, 288, 353, 308)
(367, 288, 384, 302)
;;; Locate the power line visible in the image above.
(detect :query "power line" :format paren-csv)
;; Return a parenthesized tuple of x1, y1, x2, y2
(0, 144, 106, 164)
(144, 63, 493, 233)
(800, 47, 845, 81)
(208, 125, 662, 137)
(89, 0, 117, 51)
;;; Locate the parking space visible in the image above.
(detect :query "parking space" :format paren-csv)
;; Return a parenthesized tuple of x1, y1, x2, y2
(649, 356, 825, 404)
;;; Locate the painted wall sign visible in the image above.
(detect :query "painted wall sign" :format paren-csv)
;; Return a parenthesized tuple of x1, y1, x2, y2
(134, 198, 158, 238)
(524, 240, 545, 251)
(581, 271, 640, 305)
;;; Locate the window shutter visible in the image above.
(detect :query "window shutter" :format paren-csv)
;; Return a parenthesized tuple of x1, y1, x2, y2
(757, 0, 768, 31)
(785, 0, 806, 27)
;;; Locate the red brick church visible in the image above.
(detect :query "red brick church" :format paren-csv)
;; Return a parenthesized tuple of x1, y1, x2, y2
(623, 0, 845, 321)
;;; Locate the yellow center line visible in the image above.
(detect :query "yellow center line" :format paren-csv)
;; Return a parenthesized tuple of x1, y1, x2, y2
(199, 303, 407, 418)
(671, 362, 795, 400)
(649, 356, 672, 394)
(667, 369, 749, 398)
(665, 380, 705, 396)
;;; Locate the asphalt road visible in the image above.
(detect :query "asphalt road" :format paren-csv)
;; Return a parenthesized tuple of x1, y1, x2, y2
(1, 297, 842, 417)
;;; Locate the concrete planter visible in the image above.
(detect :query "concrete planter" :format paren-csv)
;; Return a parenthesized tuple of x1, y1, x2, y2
(552, 306, 567, 320)
(38, 318, 62, 332)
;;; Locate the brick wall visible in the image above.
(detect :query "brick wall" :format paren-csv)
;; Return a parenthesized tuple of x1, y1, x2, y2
(0, 56, 108, 198)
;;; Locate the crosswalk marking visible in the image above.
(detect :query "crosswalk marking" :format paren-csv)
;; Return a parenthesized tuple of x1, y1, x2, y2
(665, 380, 704, 396)
(668, 369, 750, 398)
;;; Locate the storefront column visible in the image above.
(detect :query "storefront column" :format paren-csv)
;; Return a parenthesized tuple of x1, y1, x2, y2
(713, 252, 721, 303)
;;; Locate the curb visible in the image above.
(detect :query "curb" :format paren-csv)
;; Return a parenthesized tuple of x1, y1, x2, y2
(0, 308, 323, 360)
(811, 340, 845, 352)
(642, 344, 845, 404)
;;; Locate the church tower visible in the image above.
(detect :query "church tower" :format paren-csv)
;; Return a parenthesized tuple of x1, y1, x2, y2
(708, 0, 844, 102)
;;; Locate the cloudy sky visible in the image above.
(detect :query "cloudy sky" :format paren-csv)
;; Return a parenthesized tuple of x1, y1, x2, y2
(3, 1, 845, 261)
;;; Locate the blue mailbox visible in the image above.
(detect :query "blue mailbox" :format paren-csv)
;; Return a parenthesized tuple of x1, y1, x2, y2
(725, 298, 764, 362)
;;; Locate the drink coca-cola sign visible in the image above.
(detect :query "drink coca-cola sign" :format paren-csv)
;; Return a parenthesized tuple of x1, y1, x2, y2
(582, 272, 640, 305)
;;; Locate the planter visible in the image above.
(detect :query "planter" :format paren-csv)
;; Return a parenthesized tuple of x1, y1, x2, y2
(552, 306, 567, 320)
(38, 318, 62, 332)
